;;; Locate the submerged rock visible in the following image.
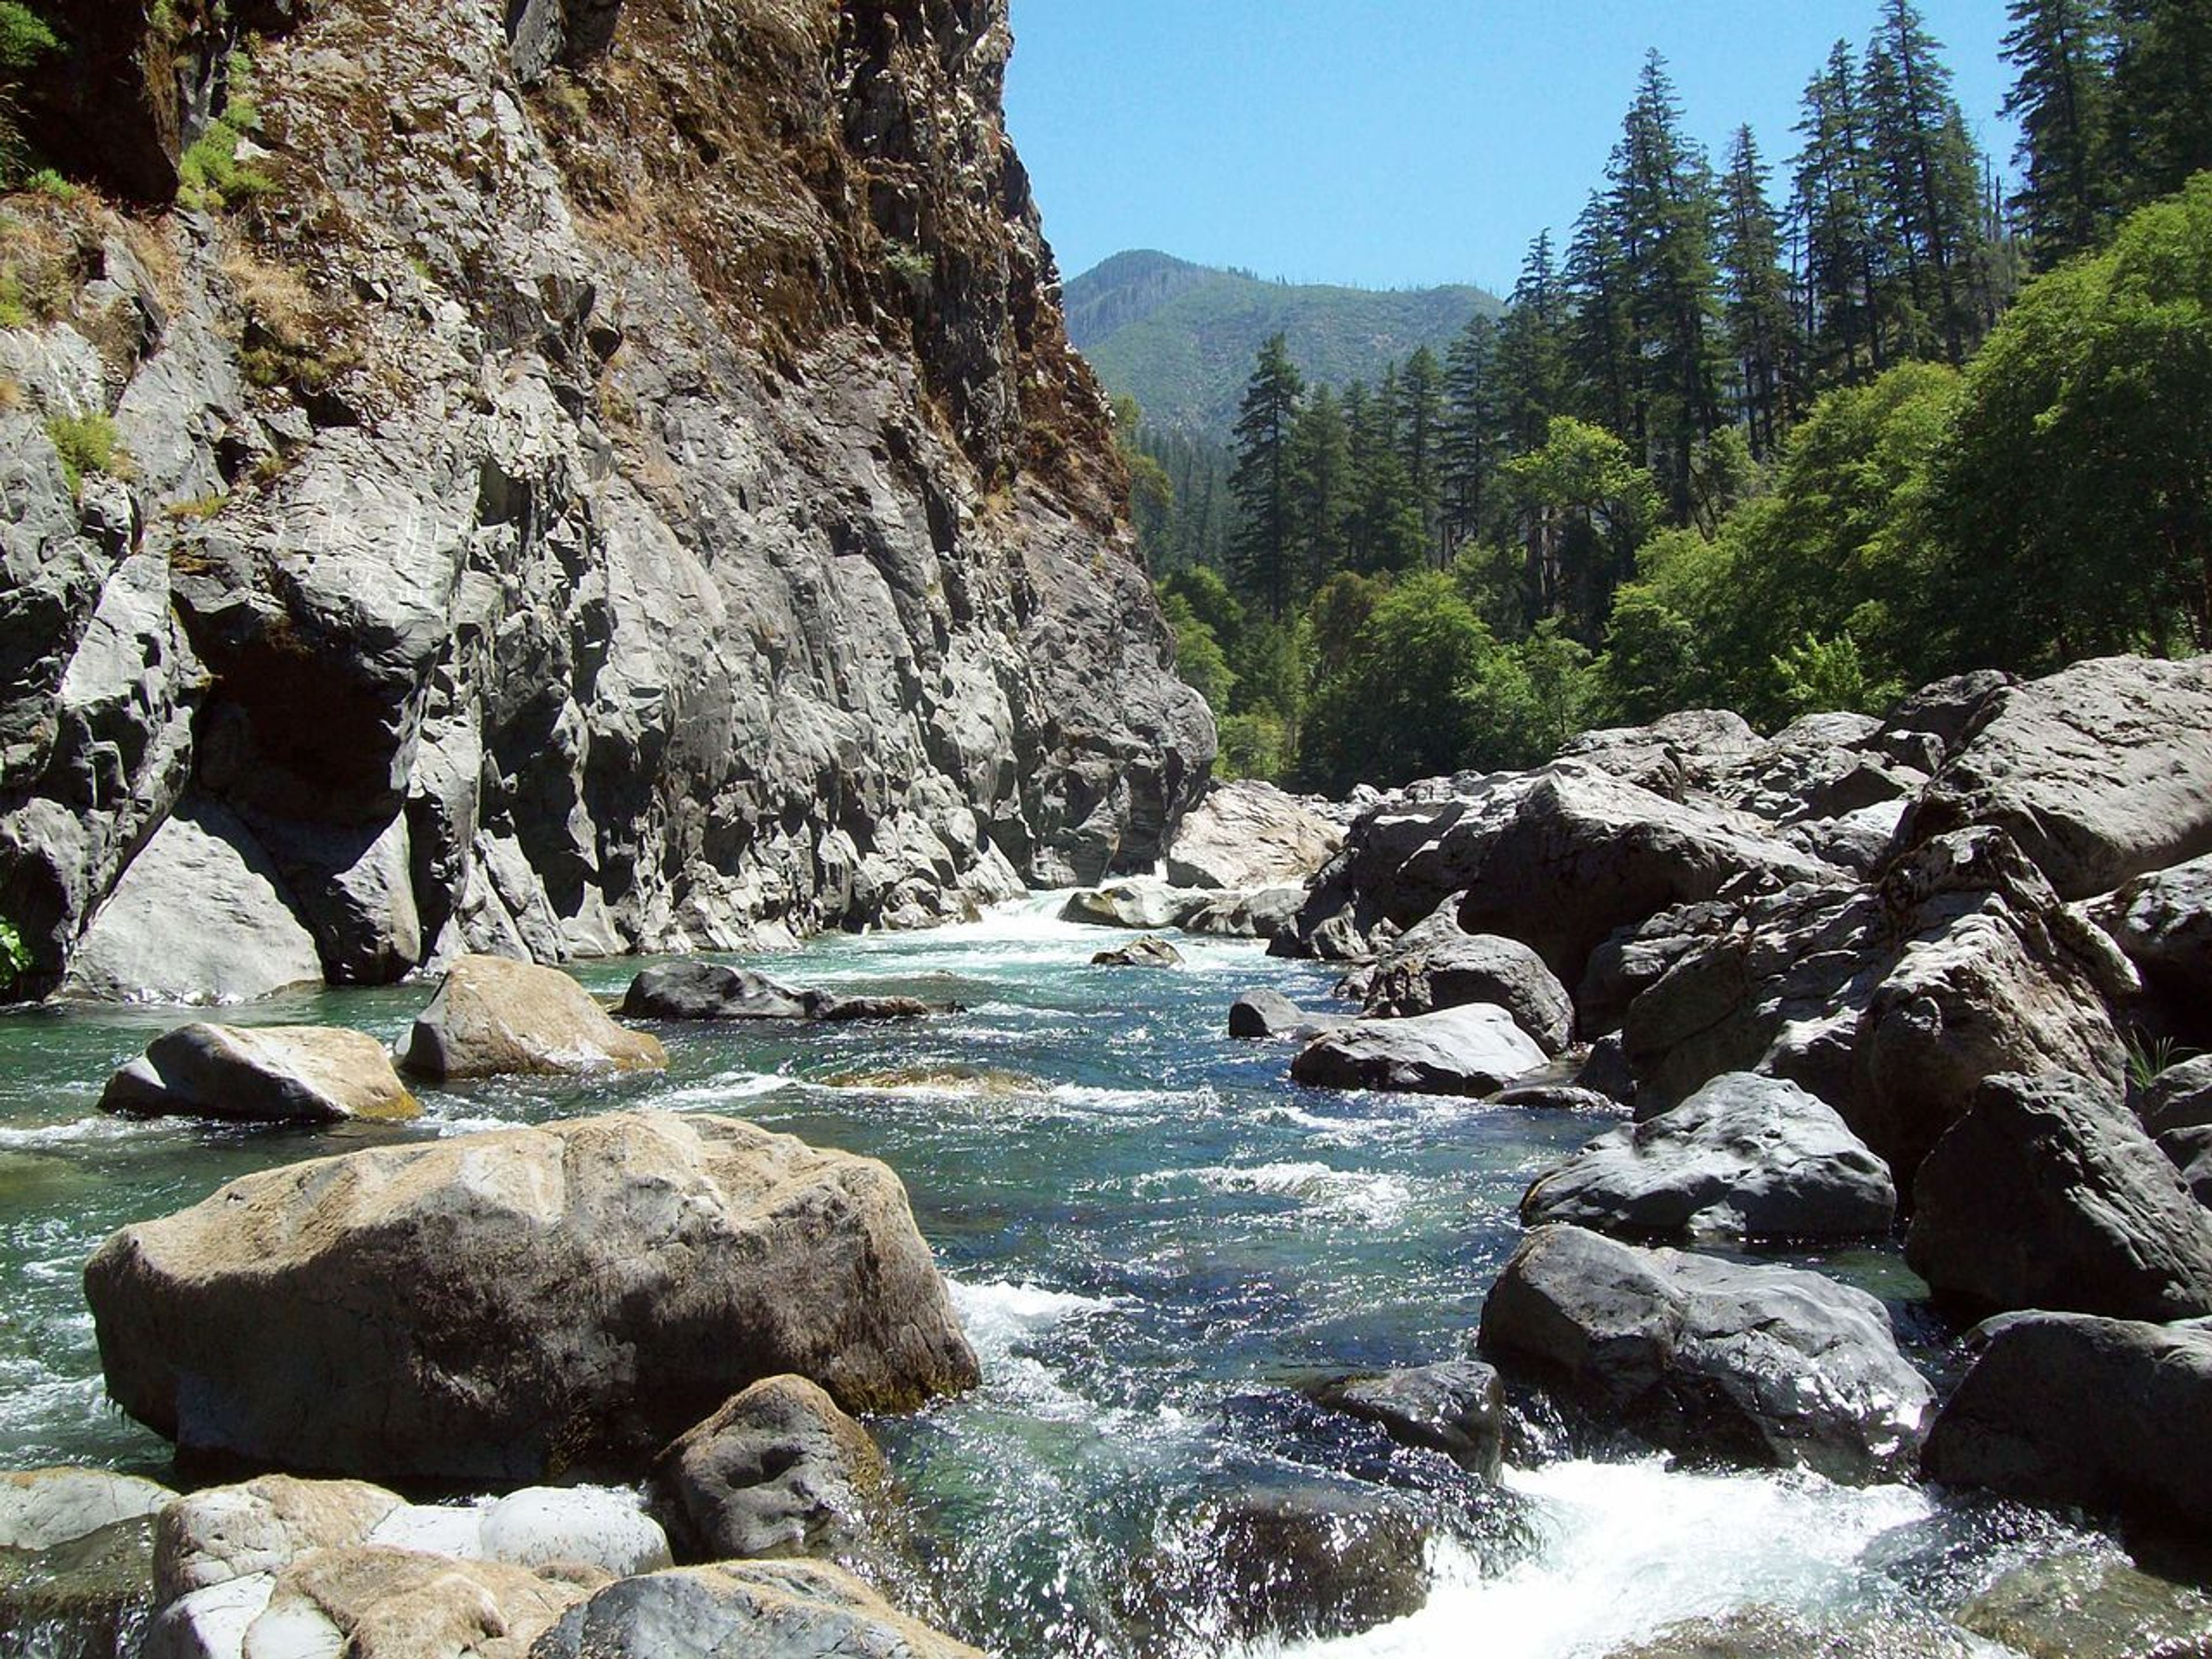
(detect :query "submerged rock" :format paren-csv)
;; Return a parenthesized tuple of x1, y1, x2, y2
(1602, 1607, 1979, 1658)
(0, 1514, 159, 1659)
(100, 1024, 419, 1124)
(1090, 935, 1182, 967)
(1519, 1072, 1896, 1242)
(1308, 1360, 1506, 1478)
(1479, 1225, 1931, 1483)
(1921, 1312, 2212, 1536)
(1956, 1550, 2212, 1659)
(619, 963, 930, 1022)
(650, 1375, 887, 1564)
(84, 1111, 978, 1483)
(1291, 1004, 1544, 1097)
(0, 1470, 173, 1554)
(1143, 1490, 1430, 1646)
(531, 1562, 982, 1659)
(394, 954, 666, 1081)
(1164, 779, 1342, 891)
(1906, 1070, 2212, 1320)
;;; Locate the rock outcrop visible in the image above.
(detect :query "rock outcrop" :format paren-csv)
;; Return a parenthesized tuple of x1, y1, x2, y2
(1290, 1004, 1544, 1097)
(84, 1111, 978, 1482)
(1360, 904, 1574, 1056)
(1478, 1225, 1931, 1483)
(1307, 1360, 1506, 1479)
(649, 1375, 887, 1563)
(1520, 1071, 1895, 1242)
(619, 962, 929, 1022)
(100, 1022, 419, 1123)
(1162, 780, 1342, 891)
(0, 0, 1209, 1002)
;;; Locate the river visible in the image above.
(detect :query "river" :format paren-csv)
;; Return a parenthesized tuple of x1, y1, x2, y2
(0, 894, 2105, 1656)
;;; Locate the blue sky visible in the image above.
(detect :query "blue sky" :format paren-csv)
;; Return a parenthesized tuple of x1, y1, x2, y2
(1003, 1, 2019, 295)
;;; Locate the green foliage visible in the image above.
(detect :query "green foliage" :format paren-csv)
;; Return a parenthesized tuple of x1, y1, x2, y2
(45, 412, 128, 494)
(1770, 630, 1903, 718)
(1217, 711, 1291, 781)
(1933, 173, 2212, 663)
(179, 113, 279, 210)
(0, 914, 25, 984)
(1298, 571, 1498, 793)
(0, 0, 56, 184)
(884, 241, 934, 294)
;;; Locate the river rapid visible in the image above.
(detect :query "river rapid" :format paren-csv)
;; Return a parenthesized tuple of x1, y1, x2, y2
(0, 894, 2109, 1656)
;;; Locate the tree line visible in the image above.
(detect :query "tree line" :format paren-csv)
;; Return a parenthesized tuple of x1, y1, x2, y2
(1130, 0, 2212, 793)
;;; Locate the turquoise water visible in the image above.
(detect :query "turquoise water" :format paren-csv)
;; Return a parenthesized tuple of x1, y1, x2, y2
(0, 895, 2093, 1656)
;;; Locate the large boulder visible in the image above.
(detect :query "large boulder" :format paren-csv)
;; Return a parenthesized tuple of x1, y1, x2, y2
(1478, 1225, 1931, 1483)
(1520, 1073, 1896, 1242)
(59, 801, 324, 1004)
(1906, 1070, 2212, 1320)
(100, 1024, 419, 1124)
(395, 954, 666, 1080)
(0, 1469, 172, 1553)
(1900, 654, 2212, 900)
(155, 1476, 403, 1603)
(224, 1547, 582, 1659)
(1175, 886, 1305, 940)
(1622, 828, 2130, 1181)
(1922, 1312, 2212, 1536)
(619, 963, 929, 1023)
(649, 1375, 886, 1563)
(1956, 1551, 2212, 1659)
(1290, 1004, 1544, 1097)
(84, 1112, 978, 1483)
(2141, 1054, 2212, 1136)
(1362, 903, 1574, 1056)
(530, 1561, 982, 1659)
(1164, 780, 1342, 891)
(1058, 884, 1194, 931)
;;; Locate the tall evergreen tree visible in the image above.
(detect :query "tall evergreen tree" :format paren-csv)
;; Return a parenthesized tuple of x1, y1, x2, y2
(1289, 385, 1354, 590)
(1440, 312, 1502, 556)
(1864, 0, 1990, 365)
(1563, 195, 1638, 445)
(1226, 334, 1305, 621)
(2110, 0, 2212, 208)
(2002, 0, 2118, 266)
(1717, 126, 1802, 456)
(1494, 231, 1571, 455)
(1794, 41, 1889, 385)
(1398, 346, 1448, 564)
(1346, 370, 1427, 574)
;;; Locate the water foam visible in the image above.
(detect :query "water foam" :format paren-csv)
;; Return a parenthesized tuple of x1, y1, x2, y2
(1181, 1161, 1416, 1226)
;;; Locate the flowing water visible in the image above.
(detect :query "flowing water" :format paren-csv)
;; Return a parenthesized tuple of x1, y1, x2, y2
(0, 894, 2105, 1655)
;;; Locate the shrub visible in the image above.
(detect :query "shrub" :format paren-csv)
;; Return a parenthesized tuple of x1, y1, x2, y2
(46, 411, 128, 493)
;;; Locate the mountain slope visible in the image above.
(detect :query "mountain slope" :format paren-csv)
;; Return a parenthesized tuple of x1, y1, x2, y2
(1066, 251, 1502, 436)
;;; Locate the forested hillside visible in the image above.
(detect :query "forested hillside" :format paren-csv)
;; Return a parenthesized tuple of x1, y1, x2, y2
(1067, 249, 1499, 438)
(1130, 0, 2212, 791)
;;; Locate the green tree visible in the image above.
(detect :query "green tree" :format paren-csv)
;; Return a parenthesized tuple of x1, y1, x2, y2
(1497, 415, 1662, 637)
(1493, 231, 1571, 453)
(1399, 345, 1448, 563)
(1160, 590, 1235, 714)
(2110, 0, 2212, 208)
(1440, 312, 1502, 556)
(1228, 334, 1305, 621)
(1934, 174, 2212, 664)
(0, 1, 58, 180)
(1717, 126, 1802, 457)
(1288, 384, 1354, 588)
(1794, 41, 1890, 385)
(1346, 369, 1427, 573)
(1111, 396, 1176, 559)
(2003, 0, 2119, 267)
(1299, 572, 1497, 793)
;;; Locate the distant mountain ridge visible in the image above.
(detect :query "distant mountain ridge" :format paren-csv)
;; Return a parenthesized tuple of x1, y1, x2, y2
(1065, 250, 1503, 438)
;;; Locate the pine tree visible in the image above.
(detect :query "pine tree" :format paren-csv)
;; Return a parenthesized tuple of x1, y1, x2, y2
(2111, 0, 2212, 208)
(1398, 346, 1448, 565)
(1494, 232, 1571, 455)
(1347, 369, 1427, 574)
(2002, 0, 2118, 266)
(1563, 194, 1638, 445)
(1227, 334, 1305, 622)
(1794, 41, 1889, 386)
(1717, 126, 1802, 456)
(1864, 0, 1991, 365)
(1289, 385, 1354, 589)
(1440, 312, 1502, 556)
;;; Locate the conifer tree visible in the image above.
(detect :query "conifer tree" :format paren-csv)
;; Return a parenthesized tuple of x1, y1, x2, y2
(1289, 385, 1353, 590)
(1718, 126, 1802, 456)
(1563, 196, 1638, 445)
(1347, 369, 1427, 574)
(1494, 232, 1571, 455)
(1398, 346, 1448, 564)
(2002, 0, 2118, 266)
(1440, 312, 1502, 556)
(2110, 0, 2212, 208)
(1227, 334, 1305, 621)
(1794, 41, 1889, 385)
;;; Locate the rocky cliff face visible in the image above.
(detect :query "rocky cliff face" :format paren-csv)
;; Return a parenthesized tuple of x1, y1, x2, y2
(0, 0, 1212, 996)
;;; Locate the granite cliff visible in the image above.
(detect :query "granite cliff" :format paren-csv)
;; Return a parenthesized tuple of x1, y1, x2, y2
(0, 0, 1211, 999)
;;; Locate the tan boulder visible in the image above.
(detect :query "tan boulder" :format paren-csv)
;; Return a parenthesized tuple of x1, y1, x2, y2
(394, 955, 666, 1081)
(242, 1548, 582, 1659)
(101, 1025, 419, 1124)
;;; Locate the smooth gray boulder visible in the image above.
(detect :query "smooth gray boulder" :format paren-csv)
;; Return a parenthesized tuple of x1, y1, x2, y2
(2089, 853, 2212, 1041)
(59, 801, 323, 1004)
(1906, 1070, 2212, 1320)
(1228, 989, 1343, 1041)
(2158, 1124, 2212, 1205)
(1478, 1225, 1931, 1483)
(2141, 1054, 2212, 1136)
(1363, 904, 1574, 1056)
(84, 1112, 979, 1483)
(1291, 1004, 1544, 1097)
(619, 963, 930, 1022)
(1901, 654, 2212, 900)
(1308, 1359, 1505, 1478)
(530, 1561, 982, 1659)
(1922, 1312, 2212, 1535)
(650, 1374, 886, 1563)
(100, 1024, 419, 1124)
(1176, 886, 1306, 940)
(476, 1488, 671, 1579)
(1059, 884, 1195, 931)
(1520, 1073, 1896, 1241)
(1164, 780, 1342, 891)
(154, 1476, 403, 1604)
(395, 953, 666, 1080)
(0, 1469, 172, 1553)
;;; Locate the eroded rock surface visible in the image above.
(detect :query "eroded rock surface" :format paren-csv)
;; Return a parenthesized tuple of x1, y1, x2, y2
(101, 1023, 418, 1123)
(1291, 1004, 1544, 1097)
(395, 954, 666, 1080)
